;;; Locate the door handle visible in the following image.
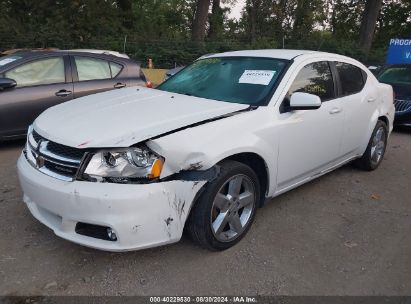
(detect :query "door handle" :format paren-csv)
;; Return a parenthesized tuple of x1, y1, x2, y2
(114, 83, 126, 89)
(55, 90, 72, 97)
(367, 97, 376, 102)
(329, 107, 342, 114)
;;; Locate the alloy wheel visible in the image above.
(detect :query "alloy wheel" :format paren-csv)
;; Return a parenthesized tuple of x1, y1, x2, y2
(210, 174, 256, 242)
(370, 126, 386, 164)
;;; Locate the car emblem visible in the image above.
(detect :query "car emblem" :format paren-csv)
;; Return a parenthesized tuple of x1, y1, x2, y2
(36, 155, 45, 168)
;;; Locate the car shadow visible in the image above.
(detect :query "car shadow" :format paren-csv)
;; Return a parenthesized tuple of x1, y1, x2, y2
(394, 126, 411, 134)
(0, 138, 26, 151)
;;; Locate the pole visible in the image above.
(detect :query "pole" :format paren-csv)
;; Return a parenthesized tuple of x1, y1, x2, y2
(123, 35, 127, 53)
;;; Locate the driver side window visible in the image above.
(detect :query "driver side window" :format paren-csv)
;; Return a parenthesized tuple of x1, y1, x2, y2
(280, 61, 335, 113)
(288, 61, 335, 101)
(5, 57, 65, 88)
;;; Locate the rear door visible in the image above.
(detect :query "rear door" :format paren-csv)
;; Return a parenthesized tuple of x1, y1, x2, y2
(70, 55, 128, 98)
(333, 62, 375, 156)
(0, 55, 73, 138)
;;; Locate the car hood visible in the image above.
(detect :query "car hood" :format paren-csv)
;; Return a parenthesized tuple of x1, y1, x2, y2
(34, 87, 249, 148)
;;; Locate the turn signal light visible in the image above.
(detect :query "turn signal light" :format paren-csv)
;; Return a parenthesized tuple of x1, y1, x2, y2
(149, 159, 164, 179)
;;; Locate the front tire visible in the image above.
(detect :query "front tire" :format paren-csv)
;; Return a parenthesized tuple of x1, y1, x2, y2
(354, 120, 388, 171)
(187, 160, 260, 251)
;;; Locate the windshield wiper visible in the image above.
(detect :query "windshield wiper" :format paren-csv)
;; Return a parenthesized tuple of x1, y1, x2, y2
(181, 92, 201, 98)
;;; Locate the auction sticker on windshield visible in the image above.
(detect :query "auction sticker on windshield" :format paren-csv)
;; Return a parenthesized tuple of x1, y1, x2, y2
(239, 70, 276, 85)
(0, 57, 20, 66)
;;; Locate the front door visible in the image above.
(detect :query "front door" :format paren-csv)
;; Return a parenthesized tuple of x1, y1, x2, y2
(276, 61, 344, 191)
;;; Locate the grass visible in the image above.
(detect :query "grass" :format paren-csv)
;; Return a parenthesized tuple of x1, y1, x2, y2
(142, 68, 168, 86)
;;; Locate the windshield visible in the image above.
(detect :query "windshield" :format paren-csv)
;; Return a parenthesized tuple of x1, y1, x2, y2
(0, 54, 23, 68)
(157, 57, 288, 105)
(378, 66, 411, 84)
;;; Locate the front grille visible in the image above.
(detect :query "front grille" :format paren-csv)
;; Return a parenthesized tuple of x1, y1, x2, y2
(44, 161, 79, 177)
(394, 99, 411, 113)
(26, 130, 86, 181)
(47, 141, 85, 160)
(32, 130, 42, 142)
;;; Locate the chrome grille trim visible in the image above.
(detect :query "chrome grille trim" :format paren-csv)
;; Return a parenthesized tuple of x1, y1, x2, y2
(38, 141, 81, 166)
(27, 132, 39, 150)
(394, 99, 411, 113)
(25, 130, 86, 182)
(32, 130, 42, 143)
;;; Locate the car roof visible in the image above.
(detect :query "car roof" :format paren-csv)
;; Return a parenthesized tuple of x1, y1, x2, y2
(1, 50, 131, 60)
(65, 49, 130, 59)
(203, 49, 321, 60)
(0, 50, 141, 73)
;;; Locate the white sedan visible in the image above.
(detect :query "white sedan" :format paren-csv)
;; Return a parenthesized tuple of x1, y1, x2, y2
(18, 50, 395, 251)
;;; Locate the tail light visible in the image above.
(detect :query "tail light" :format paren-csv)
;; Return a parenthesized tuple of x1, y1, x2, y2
(146, 81, 153, 88)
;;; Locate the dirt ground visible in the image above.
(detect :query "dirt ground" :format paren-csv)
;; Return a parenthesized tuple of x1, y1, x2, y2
(0, 130, 410, 296)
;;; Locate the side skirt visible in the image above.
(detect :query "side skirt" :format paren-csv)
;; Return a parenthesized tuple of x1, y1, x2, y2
(262, 154, 362, 206)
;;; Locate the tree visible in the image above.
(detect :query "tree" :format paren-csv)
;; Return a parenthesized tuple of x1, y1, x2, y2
(374, 0, 411, 48)
(272, 0, 288, 45)
(208, 0, 223, 40)
(359, 0, 383, 54)
(292, 0, 326, 42)
(192, 0, 212, 42)
(117, 0, 133, 29)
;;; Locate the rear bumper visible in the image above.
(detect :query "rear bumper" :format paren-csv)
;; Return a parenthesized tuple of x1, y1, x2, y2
(17, 154, 206, 252)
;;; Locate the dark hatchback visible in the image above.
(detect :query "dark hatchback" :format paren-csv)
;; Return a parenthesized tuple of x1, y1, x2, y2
(0, 51, 147, 141)
(377, 64, 411, 127)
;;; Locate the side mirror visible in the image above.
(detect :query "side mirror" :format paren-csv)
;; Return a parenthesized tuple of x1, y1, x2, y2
(0, 78, 17, 91)
(289, 92, 321, 110)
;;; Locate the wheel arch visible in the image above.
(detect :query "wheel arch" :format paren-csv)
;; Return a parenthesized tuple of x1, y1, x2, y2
(218, 152, 269, 207)
(360, 110, 390, 154)
(378, 115, 389, 127)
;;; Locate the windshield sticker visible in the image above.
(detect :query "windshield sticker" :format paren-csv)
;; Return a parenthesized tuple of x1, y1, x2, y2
(0, 58, 19, 66)
(239, 70, 276, 85)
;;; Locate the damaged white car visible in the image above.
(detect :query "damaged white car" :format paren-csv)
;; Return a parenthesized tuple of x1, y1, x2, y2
(18, 50, 395, 251)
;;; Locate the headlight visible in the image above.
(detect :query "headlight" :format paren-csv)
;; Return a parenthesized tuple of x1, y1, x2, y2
(83, 147, 164, 182)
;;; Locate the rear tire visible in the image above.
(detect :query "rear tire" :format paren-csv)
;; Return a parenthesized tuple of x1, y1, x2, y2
(354, 120, 388, 171)
(187, 160, 260, 251)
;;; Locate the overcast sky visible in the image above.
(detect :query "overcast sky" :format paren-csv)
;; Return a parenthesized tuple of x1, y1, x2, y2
(225, 0, 246, 20)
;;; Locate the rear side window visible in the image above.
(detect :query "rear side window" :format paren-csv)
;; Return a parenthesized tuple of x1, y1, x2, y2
(288, 61, 335, 101)
(74, 57, 123, 81)
(336, 62, 365, 96)
(110, 62, 123, 77)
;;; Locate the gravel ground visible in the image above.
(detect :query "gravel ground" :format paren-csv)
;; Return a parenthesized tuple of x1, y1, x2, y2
(0, 130, 410, 296)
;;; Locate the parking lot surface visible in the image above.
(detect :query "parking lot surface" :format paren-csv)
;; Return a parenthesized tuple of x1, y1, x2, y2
(0, 131, 410, 296)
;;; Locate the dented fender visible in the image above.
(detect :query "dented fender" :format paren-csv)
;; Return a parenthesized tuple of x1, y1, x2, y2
(146, 107, 279, 196)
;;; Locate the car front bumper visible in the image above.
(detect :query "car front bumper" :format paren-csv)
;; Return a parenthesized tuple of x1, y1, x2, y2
(394, 110, 411, 126)
(394, 99, 411, 126)
(17, 154, 206, 252)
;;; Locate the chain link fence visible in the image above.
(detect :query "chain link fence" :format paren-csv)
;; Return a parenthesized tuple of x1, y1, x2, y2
(0, 32, 387, 68)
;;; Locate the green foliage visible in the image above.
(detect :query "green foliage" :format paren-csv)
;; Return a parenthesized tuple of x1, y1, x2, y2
(0, 0, 409, 67)
(374, 0, 411, 48)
